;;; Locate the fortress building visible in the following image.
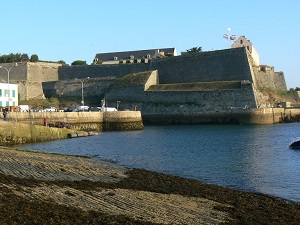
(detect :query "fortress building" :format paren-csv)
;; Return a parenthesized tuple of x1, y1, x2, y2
(93, 48, 177, 64)
(0, 38, 289, 124)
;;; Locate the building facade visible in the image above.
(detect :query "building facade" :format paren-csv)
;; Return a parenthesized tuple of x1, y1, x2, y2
(93, 48, 177, 64)
(0, 82, 18, 108)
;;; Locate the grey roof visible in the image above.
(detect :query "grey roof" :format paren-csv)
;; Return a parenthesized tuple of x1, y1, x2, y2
(94, 48, 176, 61)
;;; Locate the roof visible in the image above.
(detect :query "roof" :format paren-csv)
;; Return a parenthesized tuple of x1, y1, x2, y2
(94, 48, 176, 61)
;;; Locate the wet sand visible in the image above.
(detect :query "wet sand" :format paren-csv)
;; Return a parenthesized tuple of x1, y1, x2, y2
(0, 147, 300, 224)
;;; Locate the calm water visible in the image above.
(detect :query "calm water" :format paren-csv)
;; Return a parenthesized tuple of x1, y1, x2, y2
(18, 123, 300, 202)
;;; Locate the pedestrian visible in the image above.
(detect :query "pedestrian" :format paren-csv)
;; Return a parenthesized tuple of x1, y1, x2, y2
(3, 109, 7, 121)
(43, 117, 47, 126)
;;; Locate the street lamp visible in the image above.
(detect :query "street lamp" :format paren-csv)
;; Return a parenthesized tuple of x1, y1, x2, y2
(0, 63, 17, 112)
(75, 77, 89, 111)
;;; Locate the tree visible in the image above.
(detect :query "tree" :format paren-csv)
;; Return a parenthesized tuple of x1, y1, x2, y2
(57, 60, 67, 65)
(30, 54, 39, 62)
(21, 53, 29, 62)
(181, 47, 203, 55)
(187, 47, 202, 54)
(71, 60, 87, 66)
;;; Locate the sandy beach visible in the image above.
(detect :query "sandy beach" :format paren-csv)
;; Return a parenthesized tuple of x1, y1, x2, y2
(0, 147, 300, 224)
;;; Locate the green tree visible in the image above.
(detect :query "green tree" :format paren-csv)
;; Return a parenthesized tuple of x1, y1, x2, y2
(30, 54, 39, 62)
(57, 60, 67, 65)
(71, 60, 87, 66)
(21, 53, 29, 62)
(182, 47, 203, 55)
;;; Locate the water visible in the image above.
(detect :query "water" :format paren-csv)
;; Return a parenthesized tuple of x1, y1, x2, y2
(17, 123, 300, 202)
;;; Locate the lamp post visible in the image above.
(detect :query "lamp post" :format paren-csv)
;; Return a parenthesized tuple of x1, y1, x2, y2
(0, 64, 17, 112)
(75, 77, 89, 111)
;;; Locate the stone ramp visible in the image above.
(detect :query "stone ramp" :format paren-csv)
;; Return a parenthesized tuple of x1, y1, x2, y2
(0, 147, 127, 182)
(0, 147, 230, 224)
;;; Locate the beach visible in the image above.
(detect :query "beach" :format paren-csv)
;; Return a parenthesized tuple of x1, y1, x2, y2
(0, 147, 300, 224)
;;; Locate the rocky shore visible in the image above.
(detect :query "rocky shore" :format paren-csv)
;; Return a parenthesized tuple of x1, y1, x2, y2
(0, 147, 300, 224)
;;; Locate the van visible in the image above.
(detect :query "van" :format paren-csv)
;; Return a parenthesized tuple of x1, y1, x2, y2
(98, 107, 117, 112)
(18, 105, 30, 112)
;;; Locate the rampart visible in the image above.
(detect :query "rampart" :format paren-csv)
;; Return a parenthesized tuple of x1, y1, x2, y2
(58, 63, 150, 80)
(57, 47, 286, 92)
(252, 65, 287, 91)
(151, 48, 254, 84)
(58, 48, 255, 84)
(0, 62, 62, 100)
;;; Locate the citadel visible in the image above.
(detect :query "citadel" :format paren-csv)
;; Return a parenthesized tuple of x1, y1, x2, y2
(0, 36, 296, 124)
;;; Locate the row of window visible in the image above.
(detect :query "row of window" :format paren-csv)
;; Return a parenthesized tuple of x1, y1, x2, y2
(0, 89, 16, 98)
(0, 101, 16, 107)
(113, 54, 151, 61)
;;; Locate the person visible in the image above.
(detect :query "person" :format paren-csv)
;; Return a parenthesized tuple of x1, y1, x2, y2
(43, 117, 47, 126)
(3, 109, 7, 121)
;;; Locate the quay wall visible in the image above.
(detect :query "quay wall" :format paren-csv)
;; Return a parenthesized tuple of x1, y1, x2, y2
(141, 108, 298, 125)
(0, 120, 72, 145)
(2, 111, 143, 131)
(0, 111, 143, 145)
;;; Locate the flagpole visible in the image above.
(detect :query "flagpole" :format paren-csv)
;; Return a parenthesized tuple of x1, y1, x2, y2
(228, 27, 231, 48)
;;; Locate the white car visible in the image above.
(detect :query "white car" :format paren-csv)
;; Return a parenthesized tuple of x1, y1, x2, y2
(44, 106, 57, 112)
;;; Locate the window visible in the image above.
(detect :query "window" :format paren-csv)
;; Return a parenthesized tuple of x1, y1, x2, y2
(114, 56, 118, 61)
(0, 101, 2, 107)
(0, 89, 2, 97)
(240, 40, 243, 44)
(5, 101, 9, 106)
(4, 90, 9, 97)
(12, 101, 16, 106)
(12, 90, 16, 98)
(147, 54, 151, 59)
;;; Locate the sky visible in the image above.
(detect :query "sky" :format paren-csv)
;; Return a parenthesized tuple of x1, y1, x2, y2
(0, 0, 299, 88)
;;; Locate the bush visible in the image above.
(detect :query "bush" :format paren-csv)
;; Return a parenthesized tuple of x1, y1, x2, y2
(126, 60, 131, 64)
(71, 60, 87, 66)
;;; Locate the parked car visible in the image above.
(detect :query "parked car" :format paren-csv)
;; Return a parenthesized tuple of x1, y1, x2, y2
(75, 106, 89, 111)
(44, 106, 57, 112)
(90, 107, 101, 111)
(63, 107, 77, 112)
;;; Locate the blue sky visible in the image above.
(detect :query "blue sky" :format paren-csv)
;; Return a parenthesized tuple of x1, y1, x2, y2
(0, 0, 299, 88)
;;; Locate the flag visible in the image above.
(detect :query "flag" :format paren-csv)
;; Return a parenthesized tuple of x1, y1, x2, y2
(230, 35, 236, 40)
(223, 34, 228, 39)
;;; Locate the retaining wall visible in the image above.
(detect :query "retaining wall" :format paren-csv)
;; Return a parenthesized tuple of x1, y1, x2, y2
(3, 111, 143, 131)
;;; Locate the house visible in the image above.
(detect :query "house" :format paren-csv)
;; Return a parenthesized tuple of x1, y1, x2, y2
(231, 36, 260, 66)
(0, 82, 18, 109)
(93, 48, 177, 64)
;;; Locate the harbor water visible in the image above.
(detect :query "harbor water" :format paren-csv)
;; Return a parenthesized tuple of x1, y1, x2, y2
(18, 123, 300, 202)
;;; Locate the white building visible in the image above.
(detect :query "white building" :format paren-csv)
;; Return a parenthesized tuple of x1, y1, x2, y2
(0, 82, 18, 108)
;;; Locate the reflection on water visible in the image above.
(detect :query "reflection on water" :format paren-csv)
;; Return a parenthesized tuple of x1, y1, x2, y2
(18, 123, 300, 202)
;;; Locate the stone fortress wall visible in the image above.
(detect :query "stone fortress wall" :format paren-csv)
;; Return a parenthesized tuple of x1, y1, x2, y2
(0, 62, 61, 100)
(0, 47, 288, 124)
(57, 47, 286, 92)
